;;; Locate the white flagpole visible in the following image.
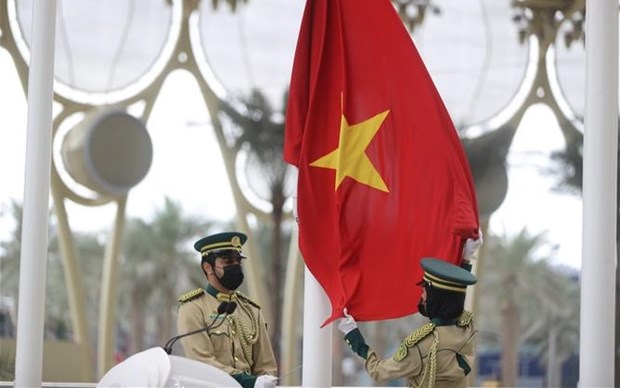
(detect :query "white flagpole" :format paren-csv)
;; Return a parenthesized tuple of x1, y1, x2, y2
(292, 193, 333, 387)
(302, 267, 333, 387)
(14, 0, 58, 386)
(579, 0, 618, 386)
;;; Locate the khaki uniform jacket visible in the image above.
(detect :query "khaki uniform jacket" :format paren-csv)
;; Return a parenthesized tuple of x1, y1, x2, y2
(177, 285, 277, 377)
(365, 313, 477, 388)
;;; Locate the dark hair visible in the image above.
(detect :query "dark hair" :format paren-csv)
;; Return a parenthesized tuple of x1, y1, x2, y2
(202, 253, 215, 266)
(200, 252, 221, 278)
(424, 284, 466, 320)
(201, 250, 242, 266)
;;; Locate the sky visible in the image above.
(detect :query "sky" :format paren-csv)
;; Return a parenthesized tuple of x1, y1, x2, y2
(0, 1, 584, 271)
(490, 103, 582, 269)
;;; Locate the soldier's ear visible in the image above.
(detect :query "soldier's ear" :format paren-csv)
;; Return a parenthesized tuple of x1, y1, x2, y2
(202, 261, 213, 275)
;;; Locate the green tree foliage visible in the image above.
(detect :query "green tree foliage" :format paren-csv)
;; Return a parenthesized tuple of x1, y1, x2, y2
(0, 200, 106, 342)
(477, 229, 580, 387)
(0, 200, 106, 380)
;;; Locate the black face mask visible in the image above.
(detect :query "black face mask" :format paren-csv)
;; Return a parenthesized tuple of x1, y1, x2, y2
(217, 264, 244, 290)
(417, 297, 428, 317)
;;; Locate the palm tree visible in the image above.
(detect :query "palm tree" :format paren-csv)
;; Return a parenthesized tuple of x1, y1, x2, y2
(526, 266, 580, 387)
(479, 229, 545, 387)
(478, 229, 580, 387)
(478, 229, 544, 385)
(225, 88, 294, 362)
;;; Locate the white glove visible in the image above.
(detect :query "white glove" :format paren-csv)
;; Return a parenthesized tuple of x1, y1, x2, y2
(337, 308, 357, 335)
(255, 375, 278, 388)
(462, 233, 483, 261)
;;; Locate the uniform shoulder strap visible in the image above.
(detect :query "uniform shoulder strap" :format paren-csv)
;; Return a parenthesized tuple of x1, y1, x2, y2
(235, 291, 261, 309)
(178, 288, 205, 304)
(403, 322, 436, 347)
(393, 322, 436, 362)
(456, 310, 474, 327)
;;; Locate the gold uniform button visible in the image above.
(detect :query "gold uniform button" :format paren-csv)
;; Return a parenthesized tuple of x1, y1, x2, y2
(235, 357, 239, 362)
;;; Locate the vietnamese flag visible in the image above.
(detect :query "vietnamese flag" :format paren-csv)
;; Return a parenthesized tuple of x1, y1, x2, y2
(284, 0, 479, 325)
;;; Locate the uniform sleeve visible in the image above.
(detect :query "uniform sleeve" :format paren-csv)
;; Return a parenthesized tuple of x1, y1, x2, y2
(364, 344, 424, 383)
(251, 310, 278, 376)
(177, 301, 244, 376)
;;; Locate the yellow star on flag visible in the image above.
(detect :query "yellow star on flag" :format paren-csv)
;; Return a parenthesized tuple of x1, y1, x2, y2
(310, 110, 390, 192)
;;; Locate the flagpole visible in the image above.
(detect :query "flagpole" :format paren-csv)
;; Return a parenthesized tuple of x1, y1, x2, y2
(302, 267, 333, 387)
(289, 191, 333, 387)
(579, 0, 618, 386)
(14, 0, 58, 386)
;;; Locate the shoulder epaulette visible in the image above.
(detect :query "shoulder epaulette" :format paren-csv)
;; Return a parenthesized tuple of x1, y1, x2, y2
(178, 288, 205, 303)
(456, 310, 474, 327)
(403, 322, 436, 347)
(394, 322, 436, 362)
(235, 291, 261, 309)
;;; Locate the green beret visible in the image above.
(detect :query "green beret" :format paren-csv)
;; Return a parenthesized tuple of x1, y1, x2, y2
(421, 258, 477, 293)
(194, 232, 248, 258)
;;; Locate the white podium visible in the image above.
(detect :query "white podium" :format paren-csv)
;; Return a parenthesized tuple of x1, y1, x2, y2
(97, 347, 241, 387)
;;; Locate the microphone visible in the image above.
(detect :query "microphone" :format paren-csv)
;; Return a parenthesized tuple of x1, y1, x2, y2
(217, 301, 228, 314)
(226, 301, 237, 314)
(163, 301, 232, 354)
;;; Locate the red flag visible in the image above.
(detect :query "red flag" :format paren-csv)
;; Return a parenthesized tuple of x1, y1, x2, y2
(284, 0, 479, 325)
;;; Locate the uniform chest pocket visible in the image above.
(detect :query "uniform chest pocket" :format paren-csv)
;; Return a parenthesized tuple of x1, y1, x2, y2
(209, 325, 231, 357)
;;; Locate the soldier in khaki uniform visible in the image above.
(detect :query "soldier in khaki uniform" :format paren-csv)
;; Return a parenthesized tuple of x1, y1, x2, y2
(338, 257, 478, 388)
(177, 232, 277, 388)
